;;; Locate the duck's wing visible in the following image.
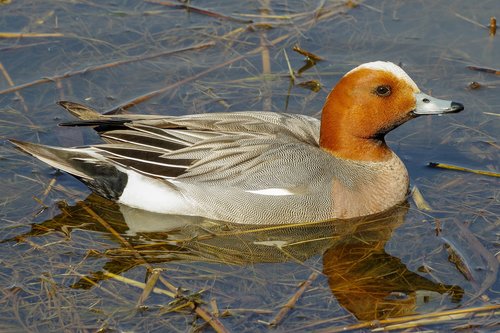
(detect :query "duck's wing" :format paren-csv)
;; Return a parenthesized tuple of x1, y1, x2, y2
(58, 101, 319, 146)
(15, 102, 321, 186)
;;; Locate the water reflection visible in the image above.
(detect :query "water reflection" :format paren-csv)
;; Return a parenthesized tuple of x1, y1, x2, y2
(5, 194, 462, 321)
(323, 219, 463, 320)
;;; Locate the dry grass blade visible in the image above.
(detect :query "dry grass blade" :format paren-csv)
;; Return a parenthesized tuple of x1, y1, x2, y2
(325, 304, 500, 333)
(0, 32, 64, 38)
(373, 309, 500, 331)
(283, 48, 296, 82)
(411, 185, 432, 211)
(0, 61, 28, 112)
(137, 268, 163, 307)
(237, 13, 292, 20)
(428, 162, 499, 178)
(102, 270, 176, 298)
(0, 40, 54, 52)
(268, 272, 319, 326)
(455, 13, 488, 29)
(39, 177, 57, 204)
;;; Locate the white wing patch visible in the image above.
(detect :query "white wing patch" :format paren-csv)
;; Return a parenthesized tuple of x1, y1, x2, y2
(246, 188, 296, 196)
(253, 240, 289, 248)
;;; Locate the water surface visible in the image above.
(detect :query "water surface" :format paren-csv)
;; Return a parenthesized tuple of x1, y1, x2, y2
(0, 0, 498, 331)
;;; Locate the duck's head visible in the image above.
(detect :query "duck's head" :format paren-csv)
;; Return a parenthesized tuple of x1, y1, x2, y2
(320, 61, 464, 161)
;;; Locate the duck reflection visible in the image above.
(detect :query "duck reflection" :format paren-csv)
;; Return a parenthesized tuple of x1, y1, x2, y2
(322, 220, 463, 320)
(8, 194, 462, 320)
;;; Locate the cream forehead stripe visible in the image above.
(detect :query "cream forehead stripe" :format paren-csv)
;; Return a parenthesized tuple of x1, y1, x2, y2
(345, 61, 420, 91)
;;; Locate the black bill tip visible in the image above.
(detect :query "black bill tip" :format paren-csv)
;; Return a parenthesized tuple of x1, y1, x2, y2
(450, 101, 464, 113)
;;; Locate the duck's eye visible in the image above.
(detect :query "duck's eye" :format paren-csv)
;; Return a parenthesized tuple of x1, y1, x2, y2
(375, 85, 391, 97)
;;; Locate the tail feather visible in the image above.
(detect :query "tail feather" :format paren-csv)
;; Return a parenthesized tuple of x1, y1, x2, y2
(10, 139, 127, 199)
(56, 101, 157, 131)
(10, 139, 93, 179)
(57, 101, 102, 120)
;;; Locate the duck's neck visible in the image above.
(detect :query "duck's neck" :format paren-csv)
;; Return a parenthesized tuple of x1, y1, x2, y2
(320, 132, 392, 161)
(319, 99, 393, 162)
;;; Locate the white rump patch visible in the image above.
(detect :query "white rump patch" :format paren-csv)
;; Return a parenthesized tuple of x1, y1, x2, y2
(119, 170, 193, 214)
(346, 61, 419, 91)
(246, 188, 295, 196)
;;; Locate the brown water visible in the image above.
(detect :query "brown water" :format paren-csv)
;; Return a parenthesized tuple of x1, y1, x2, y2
(0, 0, 498, 332)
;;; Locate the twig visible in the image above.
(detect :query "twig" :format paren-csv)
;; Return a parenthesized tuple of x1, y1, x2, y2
(428, 162, 499, 178)
(145, 0, 252, 24)
(489, 17, 497, 36)
(190, 302, 230, 333)
(292, 44, 323, 62)
(0, 41, 215, 96)
(237, 13, 292, 20)
(269, 272, 319, 326)
(210, 298, 220, 317)
(467, 65, 500, 75)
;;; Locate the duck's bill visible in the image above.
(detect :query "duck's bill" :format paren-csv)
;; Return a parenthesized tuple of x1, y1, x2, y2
(413, 92, 464, 115)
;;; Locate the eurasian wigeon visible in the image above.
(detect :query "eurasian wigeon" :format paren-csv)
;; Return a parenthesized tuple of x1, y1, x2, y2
(11, 61, 463, 224)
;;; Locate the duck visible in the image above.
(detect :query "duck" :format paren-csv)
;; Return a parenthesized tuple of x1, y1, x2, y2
(11, 61, 463, 224)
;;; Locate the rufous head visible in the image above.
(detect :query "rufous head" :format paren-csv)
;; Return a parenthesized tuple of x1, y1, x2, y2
(320, 61, 463, 161)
